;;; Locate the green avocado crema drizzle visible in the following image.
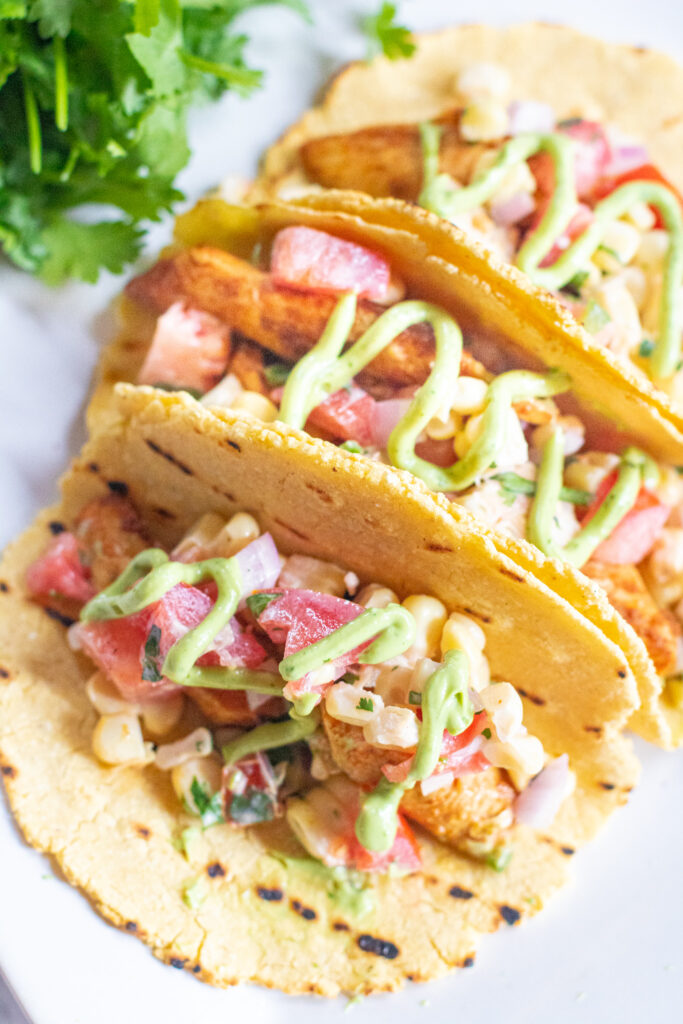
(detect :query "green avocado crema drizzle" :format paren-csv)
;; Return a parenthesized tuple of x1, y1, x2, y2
(419, 122, 683, 381)
(355, 650, 474, 853)
(527, 427, 658, 567)
(279, 291, 570, 491)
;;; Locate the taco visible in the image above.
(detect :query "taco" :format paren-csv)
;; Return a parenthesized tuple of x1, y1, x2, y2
(258, 23, 683, 411)
(0, 384, 638, 995)
(105, 191, 683, 747)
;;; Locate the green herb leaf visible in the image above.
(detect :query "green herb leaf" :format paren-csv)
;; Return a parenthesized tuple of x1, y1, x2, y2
(182, 875, 207, 910)
(263, 362, 292, 386)
(639, 338, 655, 358)
(229, 788, 274, 825)
(482, 727, 492, 739)
(582, 298, 611, 334)
(189, 776, 224, 828)
(485, 845, 513, 872)
(341, 671, 359, 684)
(339, 440, 366, 454)
(408, 690, 422, 706)
(363, 2, 415, 61)
(246, 592, 281, 618)
(171, 825, 202, 860)
(141, 623, 163, 682)
(357, 696, 373, 712)
(562, 269, 589, 297)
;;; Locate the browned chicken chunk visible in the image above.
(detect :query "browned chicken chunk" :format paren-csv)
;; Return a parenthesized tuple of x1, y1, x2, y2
(189, 688, 286, 727)
(74, 496, 150, 592)
(583, 560, 680, 676)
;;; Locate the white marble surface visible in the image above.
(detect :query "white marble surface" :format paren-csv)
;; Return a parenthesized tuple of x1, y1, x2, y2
(1, 2, 682, 1022)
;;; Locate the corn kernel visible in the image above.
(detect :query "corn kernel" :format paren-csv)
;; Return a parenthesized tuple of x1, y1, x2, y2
(457, 62, 511, 104)
(92, 713, 153, 766)
(172, 512, 226, 561)
(356, 584, 399, 609)
(623, 202, 656, 232)
(200, 373, 243, 409)
(231, 390, 279, 422)
(156, 727, 213, 771)
(479, 682, 523, 743)
(599, 219, 641, 266)
(634, 230, 669, 271)
(403, 594, 448, 660)
(325, 683, 383, 726)
(278, 554, 347, 597)
(86, 671, 138, 716)
(483, 733, 545, 777)
(460, 99, 509, 143)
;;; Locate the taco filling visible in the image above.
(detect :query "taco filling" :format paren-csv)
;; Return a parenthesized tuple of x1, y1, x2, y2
(290, 62, 683, 395)
(26, 494, 571, 874)
(125, 217, 683, 735)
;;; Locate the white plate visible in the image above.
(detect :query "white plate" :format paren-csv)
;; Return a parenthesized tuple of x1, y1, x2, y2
(1, 2, 682, 1021)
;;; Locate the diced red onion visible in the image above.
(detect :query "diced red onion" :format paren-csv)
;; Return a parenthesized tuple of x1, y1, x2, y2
(604, 144, 649, 177)
(234, 533, 281, 602)
(370, 399, 412, 448)
(507, 100, 555, 136)
(489, 191, 536, 226)
(514, 754, 572, 828)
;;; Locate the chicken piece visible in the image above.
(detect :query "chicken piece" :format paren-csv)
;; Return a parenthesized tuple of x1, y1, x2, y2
(229, 336, 270, 395)
(74, 496, 150, 592)
(188, 688, 287, 727)
(583, 560, 680, 676)
(126, 247, 481, 390)
(300, 110, 493, 201)
(321, 707, 515, 854)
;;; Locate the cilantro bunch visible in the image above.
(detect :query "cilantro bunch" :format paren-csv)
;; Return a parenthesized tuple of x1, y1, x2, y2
(0, 0, 307, 283)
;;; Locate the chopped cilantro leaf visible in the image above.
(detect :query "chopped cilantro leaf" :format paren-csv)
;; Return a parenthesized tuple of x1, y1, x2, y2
(142, 624, 163, 682)
(582, 299, 611, 334)
(339, 440, 366, 454)
(357, 696, 374, 712)
(562, 269, 589, 297)
(229, 788, 274, 825)
(189, 777, 224, 828)
(341, 671, 359, 684)
(482, 727, 492, 739)
(263, 362, 292, 386)
(363, 2, 415, 61)
(246, 592, 280, 618)
(639, 338, 655, 358)
(408, 690, 422, 706)
(182, 876, 207, 910)
(485, 846, 513, 872)
(557, 117, 583, 129)
(597, 243, 620, 261)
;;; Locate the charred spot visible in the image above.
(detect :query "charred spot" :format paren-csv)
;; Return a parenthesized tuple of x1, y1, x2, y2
(206, 861, 225, 878)
(0, 667, 10, 679)
(48, 521, 66, 535)
(87, 462, 100, 473)
(144, 440, 193, 476)
(256, 886, 283, 902)
(499, 905, 521, 926)
(305, 482, 333, 505)
(584, 725, 602, 735)
(499, 567, 525, 583)
(357, 934, 399, 959)
(1, 765, 16, 778)
(107, 480, 129, 496)
(449, 885, 474, 900)
(274, 518, 309, 541)
(333, 921, 350, 932)
(462, 956, 475, 968)
(561, 846, 575, 856)
(0, 582, 9, 593)
(44, 607, 76, 628)
(618, 668, 627, 679)
(599, 782, 616, 791)
(291, 899, 317, 921)
(154, 507, 175, 520)
(192, 964, 202, 974)
(406, 974, 415, 982)
(134, 824, 151, 839)
(225, 440, 241, 452)
(169, 957, 188, 970)
(125, 921, 138, 932)
(516, 687, 546, 707)
(463, 607, 491, 624)
(663, 114, 683, 129)
(426, 542, 453, 553)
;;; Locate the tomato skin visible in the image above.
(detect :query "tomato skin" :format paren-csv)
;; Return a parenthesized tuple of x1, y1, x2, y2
(77, 608, 176, 702)
(306, 385, 376, 446)
(593, 164, 683, 227)
(270, 226, 392, 301)
(137, 302, 230, 393)
(26, 532, 95, 603)
(581, 471, 669, 564)
(382, 711, 491, 784)
(257, 589, 366, 698)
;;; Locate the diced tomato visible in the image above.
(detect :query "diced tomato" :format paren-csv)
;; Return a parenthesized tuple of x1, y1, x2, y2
(347, 811, 421, 873)
(580, 471, 670, 564)
(382, 711, 491, 784)
(306, 385, 376, 445)
(270, 226, 392, 301)
(26, 532, 95, 604)
(559, 120, 612, 200)
(223, 751, 282, 824)
(592, 163, 683, 228)
(535, 202, 594, 268)
(137, 302, 230, 394)
(257, 589, 367, 698)
(76, 583, 266, 702)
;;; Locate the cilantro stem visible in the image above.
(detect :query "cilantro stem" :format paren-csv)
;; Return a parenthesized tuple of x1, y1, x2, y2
(53, 37, 69, 132)
(22, 73, 42, 175)
(179, 52, 263, 92)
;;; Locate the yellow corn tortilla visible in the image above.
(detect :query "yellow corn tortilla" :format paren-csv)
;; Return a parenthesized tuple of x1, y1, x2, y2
(93, 192, 683, 746)
(258, 22, 683, 197)
(0, 386, 639, 995)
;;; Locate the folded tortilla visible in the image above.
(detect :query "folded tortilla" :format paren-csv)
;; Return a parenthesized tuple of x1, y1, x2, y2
(93, 191, 683, 746)
(0, 386, 638, 995)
